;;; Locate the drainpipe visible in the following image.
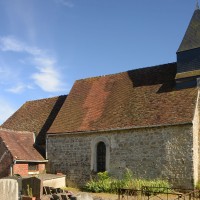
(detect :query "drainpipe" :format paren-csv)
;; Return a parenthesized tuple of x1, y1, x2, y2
(10, 166, 12, 176)
(10, 160, 16, 176)
(46, 135, 48, 160)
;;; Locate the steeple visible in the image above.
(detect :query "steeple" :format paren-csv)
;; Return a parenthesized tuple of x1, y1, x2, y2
(196, 0, 199, 10)
(177, 8, 200, 53)
(176, 5, 200, 76)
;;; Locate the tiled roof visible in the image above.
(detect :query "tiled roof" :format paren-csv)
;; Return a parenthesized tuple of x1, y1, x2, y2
(0, 128, 45, 161)
(48, 62, 198, 134)
(1, 95, 67, 145)
(177, 9, 200, 52)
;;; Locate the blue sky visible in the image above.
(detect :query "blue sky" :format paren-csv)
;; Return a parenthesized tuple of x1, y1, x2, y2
(0, 0, 197, 124)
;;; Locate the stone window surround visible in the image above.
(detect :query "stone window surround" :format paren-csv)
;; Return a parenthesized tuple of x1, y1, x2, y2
(91, 136, 110, 172)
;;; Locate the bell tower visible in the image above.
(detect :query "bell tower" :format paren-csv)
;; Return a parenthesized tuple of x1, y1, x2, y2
(176, 1, 200, 80)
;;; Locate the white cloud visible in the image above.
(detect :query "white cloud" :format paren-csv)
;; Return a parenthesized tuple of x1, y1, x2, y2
(0, 36, 43, 55)
(34, 57, 56, 67)
(55, 0, 74, 7)
(6, 83, 33, 94)
(0, 98, 15, 124)
(0, 36, 24, 52)
(32, 57, 64, 92)
(6, 84, 25, 94)
(0, 36, 66, 93)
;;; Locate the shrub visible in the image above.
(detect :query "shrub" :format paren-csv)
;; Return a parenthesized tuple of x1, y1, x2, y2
(195, 181, 200, 190)
(84, 169, 171, 194)
(84, 171, 113, 193)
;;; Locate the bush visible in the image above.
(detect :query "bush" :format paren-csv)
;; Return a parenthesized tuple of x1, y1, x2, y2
(84, 169, 171, 194)
(195, 181, 200, 190)
(84, 171, 113, 193)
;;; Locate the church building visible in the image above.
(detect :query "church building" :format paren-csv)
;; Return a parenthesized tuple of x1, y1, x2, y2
(2, 5, 200, 189)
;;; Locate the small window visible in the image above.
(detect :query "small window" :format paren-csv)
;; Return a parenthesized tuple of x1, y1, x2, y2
(28, 163, 38, 171)
(97, 142, 106, 172)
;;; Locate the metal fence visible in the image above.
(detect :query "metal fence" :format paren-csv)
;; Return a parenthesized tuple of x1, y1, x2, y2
(118, 187, 200, 200)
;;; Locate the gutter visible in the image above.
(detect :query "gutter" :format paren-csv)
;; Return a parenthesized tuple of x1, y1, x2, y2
(15, 160, 48, 163)
(47, 122, 192, 137)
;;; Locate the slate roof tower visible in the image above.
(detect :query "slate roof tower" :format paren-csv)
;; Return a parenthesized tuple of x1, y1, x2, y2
(176, 2, 200, 79)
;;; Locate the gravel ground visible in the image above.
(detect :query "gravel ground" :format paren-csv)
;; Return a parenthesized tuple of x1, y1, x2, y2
(65, 188, 118, 200)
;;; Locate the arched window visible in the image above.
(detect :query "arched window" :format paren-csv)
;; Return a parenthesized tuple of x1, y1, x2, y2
(97, 142, 106, 172)
(91, 136, 110, 172)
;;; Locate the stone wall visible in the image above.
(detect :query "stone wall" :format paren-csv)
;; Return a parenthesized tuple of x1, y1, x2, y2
(193, 91, 199, 185)
(0, 179, 18, 200)
(43, 176, 66, 188)
(47, 124, 194, 188)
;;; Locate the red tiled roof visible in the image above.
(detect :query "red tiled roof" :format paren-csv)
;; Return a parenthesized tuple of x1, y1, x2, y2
(0, 128, 45, 161)
(48, 63, 198, 134)
(1, 95, 67, 145)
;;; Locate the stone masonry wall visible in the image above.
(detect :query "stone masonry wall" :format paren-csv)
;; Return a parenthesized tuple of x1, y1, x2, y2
(193, 91, 199, 185)
(47, 124, 194, 188)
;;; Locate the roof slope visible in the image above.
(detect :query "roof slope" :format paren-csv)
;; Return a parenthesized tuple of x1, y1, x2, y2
(48, 63, 198, 134)
(1, 95, 67, 144)
(0, 129, 45, 161)
(177, 9, 200, 52)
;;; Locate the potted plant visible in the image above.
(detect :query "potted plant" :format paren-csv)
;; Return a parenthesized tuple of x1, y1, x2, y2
(22, 185, 36, 200)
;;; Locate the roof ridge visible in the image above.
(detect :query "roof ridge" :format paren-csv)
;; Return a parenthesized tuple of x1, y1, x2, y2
(25, 95, 67, 104)
(76, 62, 176, 82)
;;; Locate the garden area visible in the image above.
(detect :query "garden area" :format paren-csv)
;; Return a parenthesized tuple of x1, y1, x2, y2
(69, 169, 200, 200)
(83, 169, 171, 193)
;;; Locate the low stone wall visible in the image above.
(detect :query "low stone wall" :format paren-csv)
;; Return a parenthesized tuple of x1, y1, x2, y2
(0, 179, 18, 200)
(47, 124, 194, 188)
(43, 176, 66, 188)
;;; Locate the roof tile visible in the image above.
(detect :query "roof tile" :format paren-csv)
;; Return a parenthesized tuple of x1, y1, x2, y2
(48, 62, 198, 134)
(0, 128, 45, 161)
(1, 95, 67, 144)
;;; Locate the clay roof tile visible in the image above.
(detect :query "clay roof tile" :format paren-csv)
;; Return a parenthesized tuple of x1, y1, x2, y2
(48, 62, 198, 134)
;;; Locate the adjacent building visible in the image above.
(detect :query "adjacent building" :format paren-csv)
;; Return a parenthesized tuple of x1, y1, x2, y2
(0, 128, 47, 177)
